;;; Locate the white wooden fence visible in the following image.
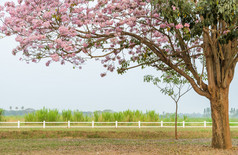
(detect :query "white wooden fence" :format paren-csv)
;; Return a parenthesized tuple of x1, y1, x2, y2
(0, 121, 238, 128)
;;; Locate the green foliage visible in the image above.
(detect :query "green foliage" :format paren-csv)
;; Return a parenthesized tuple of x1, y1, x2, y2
(23, 109, 162, 122)
(73, 110, 84, 122)
(25, 108, 60, 122)
(0, 109, 4, 121)
(48, 109, 60, 122)
(183, 115, 188, 121)
(198, 0, 237, 24)
(197, 0, 238, 44)
(102, 112, 114, 122)
(93, 111, 100, 122)
(113, 112, 124, 122)
(146, 110, 160, 122)
(84, 115, 90, 122)
(35, 107, 48, 122)
(62, 110, 72, 121)
(123, 110, 134, 122)
(24, 113, 35, 122)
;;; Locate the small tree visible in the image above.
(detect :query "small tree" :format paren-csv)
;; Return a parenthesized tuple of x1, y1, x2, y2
(144, 71, 191, 139)
(15, 107, 18, 111)
(21, 106, 24, 110)
(9, 106, 12, 110)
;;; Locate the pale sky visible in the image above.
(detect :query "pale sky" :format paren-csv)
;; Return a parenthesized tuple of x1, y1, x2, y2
(0, 0, 237, 114)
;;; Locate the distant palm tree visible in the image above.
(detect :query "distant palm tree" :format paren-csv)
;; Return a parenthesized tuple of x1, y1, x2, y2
(21, 106, 24, 110)
(9, 106, 12, 110)
(15, 107, 18, 110)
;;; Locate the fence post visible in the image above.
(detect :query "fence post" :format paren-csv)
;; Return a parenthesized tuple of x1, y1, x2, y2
(183, 121, 185, 128)
(68, 121, 70, 128)
(138, 121, 141, 128)
(43, 121, 45, 129)
(115, 121, 118, 128)
(18, 121, 20, 128)
(92, 121, 94, 128)
(161, 121, 163, 127)
(204, 121, 206, 128)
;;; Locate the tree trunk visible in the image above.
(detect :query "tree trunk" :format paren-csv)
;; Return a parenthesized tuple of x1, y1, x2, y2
(175, 102, 178, 140)
(210, 87, 232, 149)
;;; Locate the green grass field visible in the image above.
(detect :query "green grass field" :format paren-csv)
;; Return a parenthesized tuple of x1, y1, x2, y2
(0, 128, 238, 154)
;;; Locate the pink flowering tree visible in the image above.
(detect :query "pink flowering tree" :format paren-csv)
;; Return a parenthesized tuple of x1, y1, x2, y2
(0, 0, 237, 149)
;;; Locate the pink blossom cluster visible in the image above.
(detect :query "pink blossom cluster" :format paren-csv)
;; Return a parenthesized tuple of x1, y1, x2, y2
(50, 53, 60, 62)
(0, 0, 202, 76)
(175, 24, 183, 29)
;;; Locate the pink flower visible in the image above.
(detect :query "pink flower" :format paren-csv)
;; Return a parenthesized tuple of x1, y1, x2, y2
(43, 21, 51, 27)
(59, 26, 69, 36)
(223, 30, 230, 35)
(0, 12, 4, 18)
(175, 24, 183, 29)
(170, 23, 175, 27)
(50, 53, 60, 62)
(172, 6, 176, 11)
(160, 24, 166, 29)
(184, 23, 190, 28)
(153, 13, 159, 18)
(83, 43, 88, 48)
(43, 12, 52, 19)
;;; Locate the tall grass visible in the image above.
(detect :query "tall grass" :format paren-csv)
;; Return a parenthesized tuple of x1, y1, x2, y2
(93, 111, 100, 122)
(25, 108, 60, 122)
(73, 110, 84, 122)
(0, 109, 4, 121)
(24, 109, 161, 122)
(35, 108, 48, 122)
(21, 108, 223, 123)
(48, 109, 60, 122)
(62, 110, 72, 121)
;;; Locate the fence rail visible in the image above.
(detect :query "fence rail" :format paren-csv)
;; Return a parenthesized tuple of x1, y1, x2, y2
(0, 121, 238, 129)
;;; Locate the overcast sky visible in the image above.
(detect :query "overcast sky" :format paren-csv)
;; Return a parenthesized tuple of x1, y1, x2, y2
(0, 0, 237, 114)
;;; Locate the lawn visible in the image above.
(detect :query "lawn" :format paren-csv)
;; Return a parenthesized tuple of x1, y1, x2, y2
(0, 128, 238, 154)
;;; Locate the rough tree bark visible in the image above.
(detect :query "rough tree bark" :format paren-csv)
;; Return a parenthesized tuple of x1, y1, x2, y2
(203, 22, 236, 149)
(210, 87, 232, 149)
